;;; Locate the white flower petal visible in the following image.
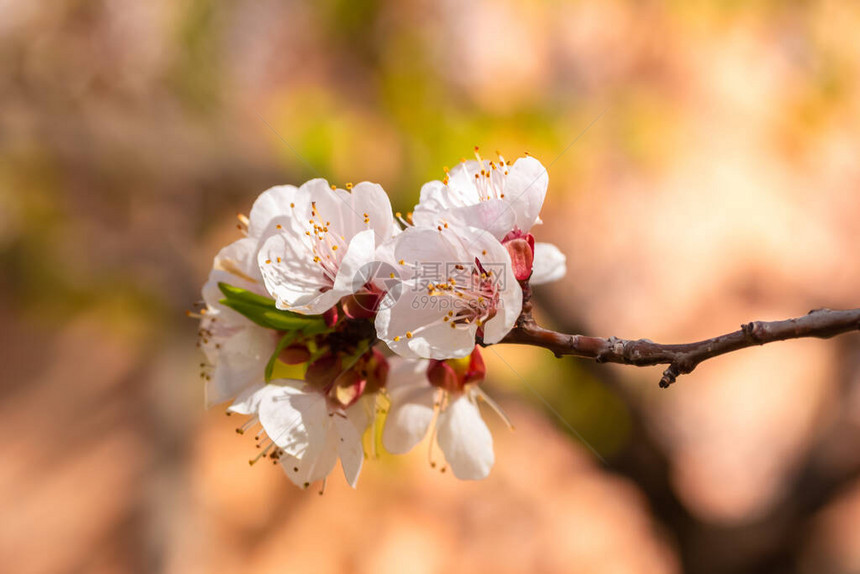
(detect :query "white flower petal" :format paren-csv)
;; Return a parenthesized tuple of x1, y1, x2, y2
(413, 180, 450, 227)
(279, 424, 339, 488)
(382, 358, 436, 454)
(502, 156, 548, 232)
(347, 182, 398, 242)
(257, 231, 333, 312)
(530, 242, 567, 285)
(376, 287, 477, 359)
(248, 184, 304, 240)
(225, 382, 268, 415)
(258, 382, 328, 458)
(333, 414, 364, 487)
(440, 200, 516, 241)
(305, 180, 395, 245)
(445, 160, 482, 204)
(347, 394, 376, 435)
(407, 316, 479, 359)
(204, 325, 277, 407)
(214, 237, 264, 285)
(310, 181, 361, 240)
(331, 228, 377, 296)
(436, 393, 494, 480)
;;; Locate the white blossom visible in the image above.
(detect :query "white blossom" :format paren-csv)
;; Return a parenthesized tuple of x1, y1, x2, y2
(198, 184, 305, 407)
(228, 380, 372, 488)
(375, 224, 522, 359)
(382, 355, 501, 480)
(413, 153, 565, 284)
(257, 179, 398, 315)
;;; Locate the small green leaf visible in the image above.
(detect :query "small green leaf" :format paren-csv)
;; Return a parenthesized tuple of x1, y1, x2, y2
(217, 282, 329, 332)
(219, 298, 312, 330)
(217, 282, 279, 308)
(301, 320, 333, 337)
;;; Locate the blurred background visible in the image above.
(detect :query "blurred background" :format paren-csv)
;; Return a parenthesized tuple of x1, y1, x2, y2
(1, 0, 859, 572)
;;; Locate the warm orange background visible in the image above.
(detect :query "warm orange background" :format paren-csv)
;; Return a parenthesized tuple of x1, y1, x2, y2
(1, 1, 859, 573)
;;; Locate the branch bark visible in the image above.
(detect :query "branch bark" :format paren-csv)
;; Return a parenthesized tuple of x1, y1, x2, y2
(498, 286, 860, 387)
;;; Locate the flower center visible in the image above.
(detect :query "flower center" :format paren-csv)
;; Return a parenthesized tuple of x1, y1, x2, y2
(302, 201, 348, 285)
(393, 257, 500, 343)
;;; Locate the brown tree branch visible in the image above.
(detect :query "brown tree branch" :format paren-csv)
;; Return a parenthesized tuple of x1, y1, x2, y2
(498, 286, 860, 387)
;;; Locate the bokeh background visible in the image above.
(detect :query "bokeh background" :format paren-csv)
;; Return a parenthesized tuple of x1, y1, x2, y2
(2, 1, 859, 573)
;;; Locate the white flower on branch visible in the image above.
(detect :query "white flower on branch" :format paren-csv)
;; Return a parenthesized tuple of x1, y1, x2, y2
(198, 185, 305, 407)
(257, 178, 398, 315)
(375, 224, 522, 359)
(228, 379, 373, 489)
(199, 244, 277, 407)
(413, 151, 566, 284)
(382, 349, 509, 480)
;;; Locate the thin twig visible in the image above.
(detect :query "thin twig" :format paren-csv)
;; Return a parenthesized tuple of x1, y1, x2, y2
(496, 284, 860, 387)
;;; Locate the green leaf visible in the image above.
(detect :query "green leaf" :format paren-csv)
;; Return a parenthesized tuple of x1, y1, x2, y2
(217, 282, 329, 333)
(217, 282, 280, 308)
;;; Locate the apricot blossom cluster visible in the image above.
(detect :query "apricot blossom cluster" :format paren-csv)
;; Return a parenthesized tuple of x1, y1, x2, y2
(196, 151, 566, 489)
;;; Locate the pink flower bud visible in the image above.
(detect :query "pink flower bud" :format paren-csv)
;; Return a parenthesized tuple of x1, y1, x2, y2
(502, 230, 535, 282)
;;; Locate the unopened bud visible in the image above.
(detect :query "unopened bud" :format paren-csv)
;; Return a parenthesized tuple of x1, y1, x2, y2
(504, 237, 534, 281)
